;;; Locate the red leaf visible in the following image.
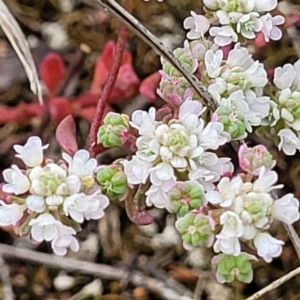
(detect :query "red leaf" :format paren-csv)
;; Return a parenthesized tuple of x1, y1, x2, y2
(139, 71, 161, 102)
(55, 115, 78, 155)
(39, 53, 65, 97)
(108, 64, 140, 104)
(90, 41, 134, 94)
(49, 97, 72, 125)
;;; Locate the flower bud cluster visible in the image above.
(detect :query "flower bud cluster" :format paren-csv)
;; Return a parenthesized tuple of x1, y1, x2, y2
(122, 98, 231, 210)
(183, 0, 284, 46)
(265, 60, 300, 155)
(204, 145, 299, 282)
(98, 112, 130, 148)
(0, 137, 109, 255)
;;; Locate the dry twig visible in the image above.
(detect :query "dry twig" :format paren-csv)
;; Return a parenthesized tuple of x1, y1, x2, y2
(0, 243, 193, 300)
(245, 265, 300, 300)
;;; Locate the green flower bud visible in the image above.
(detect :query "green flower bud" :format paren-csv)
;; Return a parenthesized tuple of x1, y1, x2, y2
(175, 212, 214, 248)
(98, 113, 129, 148)
(213, 253, 257, 283)
(189, 40, 217, 62)
(96, 165, 127, 200)
(292, 105, 300, 119)
(168, 181, 204, 216)
(158, 76, 192, 105)
(238, 144, 275, 175)
(162, 48, 197, 77)
(218, 112, 246, 140)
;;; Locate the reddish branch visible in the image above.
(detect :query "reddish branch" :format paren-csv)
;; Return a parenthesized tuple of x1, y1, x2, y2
(88, 25, 128, 157)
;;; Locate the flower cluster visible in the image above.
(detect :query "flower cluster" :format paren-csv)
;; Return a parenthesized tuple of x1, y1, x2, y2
(122, 98, 231, 210)
(0, 137, 109, 255)
(207, 167, 298, 262)
(158, 40, 270, 139)
(263, 60, 300, 155)
(184, 0, 284, 46)
(204, 44, 270, 138)
(1, 0, 299, 288)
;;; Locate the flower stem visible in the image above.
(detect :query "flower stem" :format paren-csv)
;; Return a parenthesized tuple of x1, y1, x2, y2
(88, 24, 128, 157)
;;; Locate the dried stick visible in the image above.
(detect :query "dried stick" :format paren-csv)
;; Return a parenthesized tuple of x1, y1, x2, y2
(245, 265, 300, 300)
(0, 255, 15, 300)
(87, 24, 128, 157)
(0, 244, 193, 300)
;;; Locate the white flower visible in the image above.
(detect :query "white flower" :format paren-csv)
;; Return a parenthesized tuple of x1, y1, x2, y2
(260, 14, 284, 42)
(136, 135, 160, 162)
(63, 193, 90, 223)
(189, 156, 232, 191)
(150, 162, 176, 184)
(62, 150, 97, 178)
(29, 163, 81, 206)
(130, 107, 158, 137)
(203, 0, 218, 10)
(272, 194, 300, 224)
(26, 195, 46, 213)
(253, 167, 282, 193)
(122, 156, 151, 185)
(244, 90, 270, 124)
(209, 26, 238, 46)
(29, 213, 61, 242)
(198, 121, 229, 150)
(237, 12, 263, 39)
(213, 233, 241, 256)
(204, 49, 223, 78)
(146, 180, 174, 209)
(220, 211, 244, 237)
(278, 128, 300, 155)
(255, 0, 278, 12)
(183, 11, 210, 39)
(83, 193, 109, 220)
(206, 176, 242, 207)
(13, 136, 48, 167)
(273, 64, 295, 90)
(51, 224, 79, 256)
(0, 201, 26, 226)
(254, 232, 284, 262)
(2, 165, 30, 195)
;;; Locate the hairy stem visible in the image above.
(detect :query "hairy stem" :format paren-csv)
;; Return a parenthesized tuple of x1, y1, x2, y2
(88, 24, 128, 157)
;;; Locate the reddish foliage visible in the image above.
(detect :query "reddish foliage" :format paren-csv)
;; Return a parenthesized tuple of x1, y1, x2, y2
(0, 40, 159, 129)
(90, 41, 140, 104)
(139, 71, 161, 102)
(39, 53, 65, 97)
(55, 115, 78, 156)
(49, 97, 72, 126)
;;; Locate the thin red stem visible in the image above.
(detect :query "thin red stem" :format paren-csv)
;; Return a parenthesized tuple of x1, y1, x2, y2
(88, 25, 128, 157)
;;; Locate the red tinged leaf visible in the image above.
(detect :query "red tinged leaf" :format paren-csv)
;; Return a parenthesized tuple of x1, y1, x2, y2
(284, 13, 300, 29)
(108, 64, 140, 104)
(74, 103, 114, 122)
(49, 97, 72, 125)
(139, 71, 161, 102)
(39, 53, 65, 97)
(55, 115, 78, 156)
(125, 187, 154, 226)
(254, 32, 268, 49)
(90, 41, 115, 93)
(0, 103, 44, 125)
(90, 41, 135, 95)
(75, 91, 101, 107)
